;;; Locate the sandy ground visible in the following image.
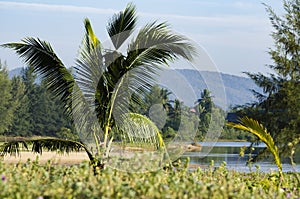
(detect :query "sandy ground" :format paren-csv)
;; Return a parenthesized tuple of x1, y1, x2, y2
(2, 151, 90, 165)
(1, 144, 202, 167)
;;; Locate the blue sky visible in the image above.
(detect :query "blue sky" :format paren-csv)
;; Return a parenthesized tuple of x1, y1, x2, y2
(0, 0, 284, 76)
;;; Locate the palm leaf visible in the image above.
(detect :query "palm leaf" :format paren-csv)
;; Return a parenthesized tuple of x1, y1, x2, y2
(127, 22, 196, 68)
(107, 21, 197, 122)
(1, 137, 94, 160)
(1, 140, 28, 156)
(1, 38, 97, 145)
(119, 113, 165, 149)
(227, 117, 283, 178)
(74, 20, 105, 135)
(1, 38, 75, 117)
(107, 3, 137, 50)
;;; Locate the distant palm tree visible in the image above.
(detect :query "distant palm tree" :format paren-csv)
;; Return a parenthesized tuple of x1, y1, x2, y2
(1, 3, 196, 169)
(195, 89, 213, 114)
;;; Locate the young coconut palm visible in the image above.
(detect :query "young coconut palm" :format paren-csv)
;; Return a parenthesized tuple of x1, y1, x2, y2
(1, 3, 196, 170)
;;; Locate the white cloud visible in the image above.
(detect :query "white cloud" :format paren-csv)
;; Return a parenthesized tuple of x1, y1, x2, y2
(0, 1, 267, 28)
(0, 1, 117, 14)
(233, 1, 256, 9)
(141, 12, 267, 27)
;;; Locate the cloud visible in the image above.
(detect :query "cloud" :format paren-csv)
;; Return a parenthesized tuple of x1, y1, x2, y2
(141, 12, 267, 27)
(233, 1, 256, 9)
(0, 1, 117, 14)
(0, 1, 267, 28)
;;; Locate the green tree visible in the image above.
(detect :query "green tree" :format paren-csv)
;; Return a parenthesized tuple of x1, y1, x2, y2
(195, 89, 213, 139)
(6, 67, 72, 137)
(241, 0, 300, 160)
(1, 3, 196, 169)
(6, 75, 31, 136)
(0, 61, 14, 133)
(167, 99, 182, 132)
(29, 80, 72, 136)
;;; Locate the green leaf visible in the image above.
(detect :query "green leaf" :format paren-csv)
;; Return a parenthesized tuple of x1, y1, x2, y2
(107, 3, 137, 50)
(1, 38, 75, 118)
(1, 137, 94, 160)
(227, 117, 283, 179)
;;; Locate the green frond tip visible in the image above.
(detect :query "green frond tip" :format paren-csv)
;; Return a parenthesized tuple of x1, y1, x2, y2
(227, 117, 283, 179)
(84, 18, 100, 47)
(121, 113, 165, 150)
(106, 3, 137, 49)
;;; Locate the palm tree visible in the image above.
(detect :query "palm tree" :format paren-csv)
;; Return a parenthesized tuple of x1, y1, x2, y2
(195, 89, 213, 114)
(1, 3, 196, 170)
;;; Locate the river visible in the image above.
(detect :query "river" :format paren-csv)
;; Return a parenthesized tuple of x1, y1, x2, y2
(182, 142, 300, 172)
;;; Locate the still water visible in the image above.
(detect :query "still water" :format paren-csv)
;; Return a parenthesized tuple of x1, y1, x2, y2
(182, 142, 300, 172)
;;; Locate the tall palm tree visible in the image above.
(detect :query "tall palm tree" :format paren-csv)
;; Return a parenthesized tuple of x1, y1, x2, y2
(1, 3, 196, 169)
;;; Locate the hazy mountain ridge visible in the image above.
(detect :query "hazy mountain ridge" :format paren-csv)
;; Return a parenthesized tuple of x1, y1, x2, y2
(8, 67, 261, 109)
(175, 69, 261, 108)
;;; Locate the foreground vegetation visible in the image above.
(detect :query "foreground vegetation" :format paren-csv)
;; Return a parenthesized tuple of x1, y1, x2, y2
(0, 159, 299, 199)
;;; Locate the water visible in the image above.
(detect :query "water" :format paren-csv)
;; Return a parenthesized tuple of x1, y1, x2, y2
(182, 142, 300, 172)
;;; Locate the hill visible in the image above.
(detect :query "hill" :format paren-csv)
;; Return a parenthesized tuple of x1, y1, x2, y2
(8, 67, 261, 109)
(157, 69, 261, 109)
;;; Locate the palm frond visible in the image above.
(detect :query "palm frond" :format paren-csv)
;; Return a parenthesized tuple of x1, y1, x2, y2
(227, 117, 283, 178)
(1, 140, 28, 156)
(1, 38, 75, 117)
(75, 20, 105, 114)
(1, 137, 93, 160)
(118, 113, 165, 150)
(127, 22, 196, 68)
(1, 38, 98, 143)
(108, 22, 197, 123)
(107, 3, 137, 50)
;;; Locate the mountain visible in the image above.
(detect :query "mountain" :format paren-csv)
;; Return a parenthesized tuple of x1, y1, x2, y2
(8, 67, 261, 109)
(157, 69, 262, 109)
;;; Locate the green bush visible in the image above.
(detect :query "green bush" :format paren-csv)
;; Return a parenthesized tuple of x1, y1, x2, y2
(0, 159, 299, 198)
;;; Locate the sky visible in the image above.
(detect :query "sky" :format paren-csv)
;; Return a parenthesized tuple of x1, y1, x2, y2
(0, 0, 285, 76)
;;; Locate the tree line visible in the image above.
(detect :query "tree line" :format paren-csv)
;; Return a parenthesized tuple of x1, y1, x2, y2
(0, 62, 74, 139)
(0, 61, 247, 141)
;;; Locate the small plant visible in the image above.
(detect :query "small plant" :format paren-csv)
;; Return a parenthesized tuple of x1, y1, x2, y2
(247, 147, 255, 172)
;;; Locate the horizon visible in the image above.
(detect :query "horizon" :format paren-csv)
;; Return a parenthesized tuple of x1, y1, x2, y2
(0, 0, 284, 76)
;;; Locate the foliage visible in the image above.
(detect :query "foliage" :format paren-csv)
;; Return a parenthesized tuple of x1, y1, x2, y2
(193, 89, 226, 141)
(236, 0, 300, 159)
(56, 127, 79, 141)
(0, 137, 87, 157)
(0, 60, 15, 133)
(0, 159, 299, 198)
(220, 125, 256, 141)
(129, 85, 200, 141)
(4, 67, 73, 137)
(7, 75, 31, 136)
(227, 117, 283, 180)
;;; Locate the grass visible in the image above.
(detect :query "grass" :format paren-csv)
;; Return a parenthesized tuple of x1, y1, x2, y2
(0, 158, 299, 199)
